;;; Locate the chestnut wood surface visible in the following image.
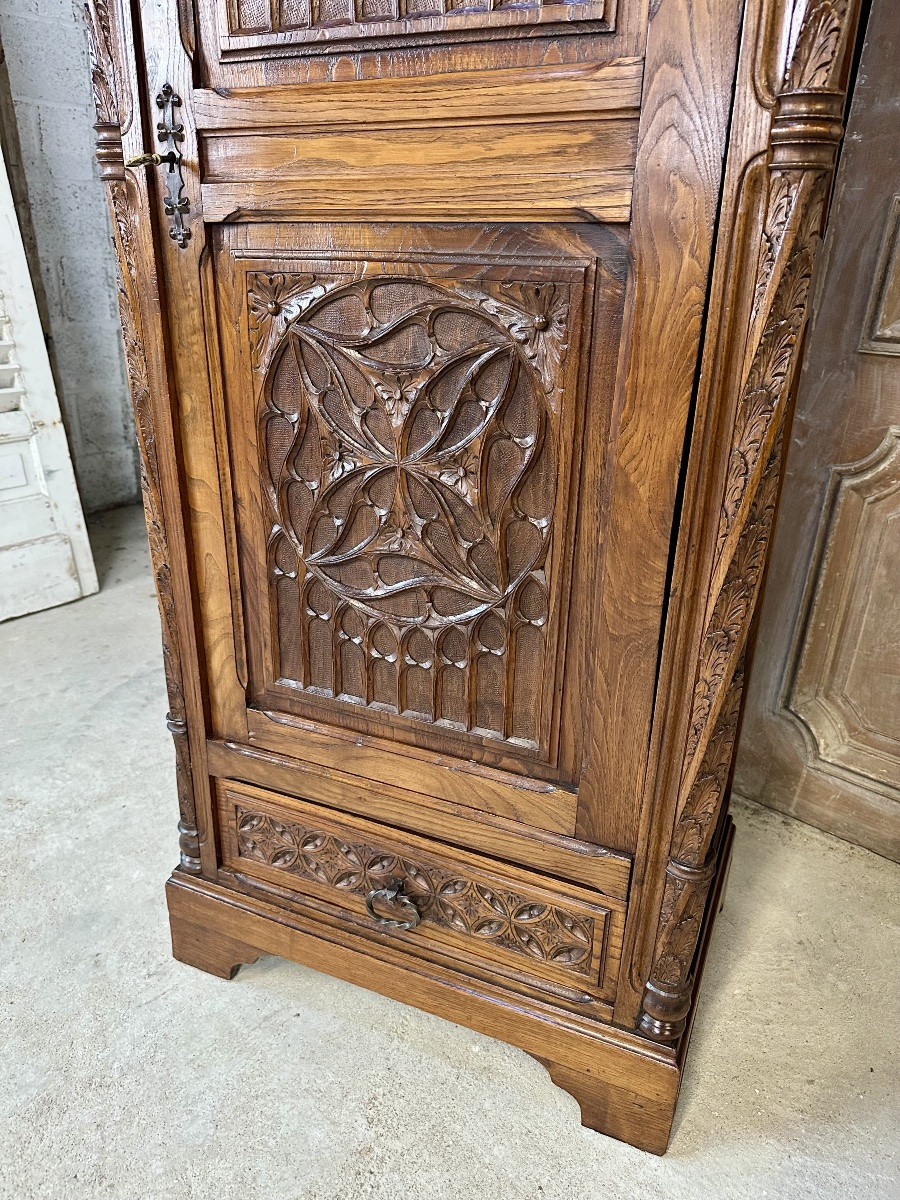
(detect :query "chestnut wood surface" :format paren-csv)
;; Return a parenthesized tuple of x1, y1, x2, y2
(83, 0, 862, 1154)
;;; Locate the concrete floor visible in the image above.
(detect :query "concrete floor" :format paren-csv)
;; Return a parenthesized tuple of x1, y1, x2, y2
(1, 504, 898, 1200)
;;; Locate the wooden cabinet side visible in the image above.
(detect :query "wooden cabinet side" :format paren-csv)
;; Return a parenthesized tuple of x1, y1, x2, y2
(83, 0, 204, 873)
(622, 0, 865, 1039)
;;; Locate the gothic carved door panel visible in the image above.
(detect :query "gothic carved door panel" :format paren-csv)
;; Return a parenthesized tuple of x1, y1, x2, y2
(212, 222, 627, 834)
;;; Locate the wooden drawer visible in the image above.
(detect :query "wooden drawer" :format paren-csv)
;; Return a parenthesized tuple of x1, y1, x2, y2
(216, 779, 624, 1006)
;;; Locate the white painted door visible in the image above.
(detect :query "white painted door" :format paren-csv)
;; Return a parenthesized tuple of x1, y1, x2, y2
(0, 142, 98, 620)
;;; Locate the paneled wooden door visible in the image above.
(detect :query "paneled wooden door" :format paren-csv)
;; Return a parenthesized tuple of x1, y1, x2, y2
(119, 0, 697, 858)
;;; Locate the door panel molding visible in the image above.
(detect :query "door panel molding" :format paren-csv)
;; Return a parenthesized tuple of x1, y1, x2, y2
(786, 427, 900, 796)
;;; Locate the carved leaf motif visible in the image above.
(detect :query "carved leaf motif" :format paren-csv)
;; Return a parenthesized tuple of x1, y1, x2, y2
(332, 869, 364, 888)
(472, 918, 506, 937)
(555, 911, 590, 942)
(477, 886, 508, 917)
(751, 172, 795, 322)
(550, 945, 588, 964)
(784, 0, 849, 91)
(248, 273, 331, 370)
(516, 931, 547, 960)
(367, 854, 396, 875)
(459, 281, 570, 409)
(513, 903, 548, 924)
(652, 873, 711, 988)
(400, 861, 432, 893)
(686, 440, 781, 768)
(673, 666, 744, 867)
(83, 0, 118, 125)
(716, 175, 827, 561)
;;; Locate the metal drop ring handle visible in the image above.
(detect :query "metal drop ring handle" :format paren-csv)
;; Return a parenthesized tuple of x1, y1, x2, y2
(365, 877, 421, 930)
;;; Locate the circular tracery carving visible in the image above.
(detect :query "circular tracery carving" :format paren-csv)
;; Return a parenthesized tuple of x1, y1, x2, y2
(260, 276, 557, 629)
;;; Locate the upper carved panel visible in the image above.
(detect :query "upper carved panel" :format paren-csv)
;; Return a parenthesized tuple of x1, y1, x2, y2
(252, 270, 573, 750)
(224, 0, 610, 48)
(84, 0, 118, 125)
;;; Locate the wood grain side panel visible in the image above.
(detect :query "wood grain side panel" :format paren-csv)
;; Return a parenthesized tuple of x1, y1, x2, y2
(578, 0, 743, 850)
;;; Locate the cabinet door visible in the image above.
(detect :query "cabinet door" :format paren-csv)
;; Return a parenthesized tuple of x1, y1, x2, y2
(123, 0, 738, 853)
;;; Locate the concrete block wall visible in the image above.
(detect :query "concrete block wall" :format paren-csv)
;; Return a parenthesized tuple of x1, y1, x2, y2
(0, 0, 140, 512)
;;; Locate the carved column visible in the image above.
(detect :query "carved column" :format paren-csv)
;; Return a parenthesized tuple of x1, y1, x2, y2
(83, 0, 200, 872)
(639, 0, 861, 1041)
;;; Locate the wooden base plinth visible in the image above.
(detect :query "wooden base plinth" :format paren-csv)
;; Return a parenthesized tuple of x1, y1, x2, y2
(165, 820, 734, 1156)
(166, 829, 734, 1155)
(170, 909, 262, 980)
(166, 875, 675, 1152)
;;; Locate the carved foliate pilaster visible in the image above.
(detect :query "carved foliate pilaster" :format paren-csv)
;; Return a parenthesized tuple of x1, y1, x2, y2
(83, 0, 125, 180)
(84, 2, 200, 871)
(639, 0, 861, 1041)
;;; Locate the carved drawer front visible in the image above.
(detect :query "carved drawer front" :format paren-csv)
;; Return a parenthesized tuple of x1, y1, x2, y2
(216, 779, 624, 1004)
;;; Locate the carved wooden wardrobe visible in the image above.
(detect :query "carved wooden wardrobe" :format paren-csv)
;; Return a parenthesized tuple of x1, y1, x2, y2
(84, 0, 860, 1153)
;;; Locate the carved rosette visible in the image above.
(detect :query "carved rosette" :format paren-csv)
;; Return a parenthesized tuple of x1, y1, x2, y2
(83, 3, 200, 871)
(639, 0, 860, 1041)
